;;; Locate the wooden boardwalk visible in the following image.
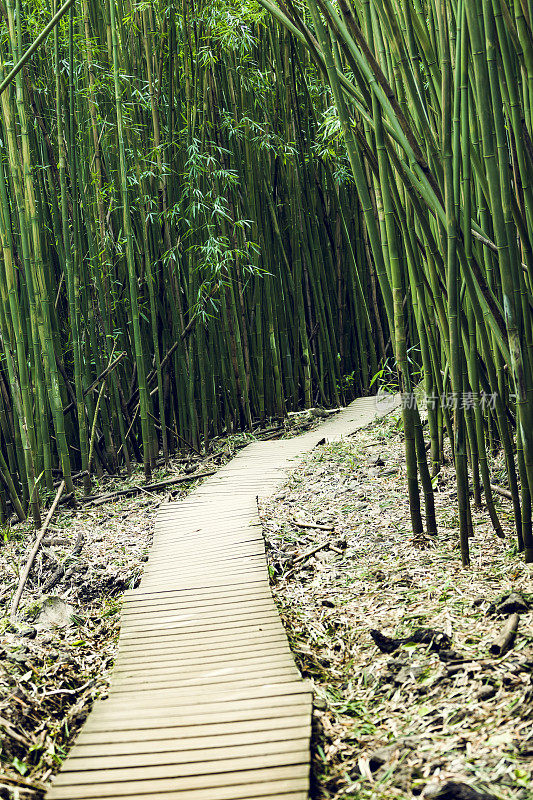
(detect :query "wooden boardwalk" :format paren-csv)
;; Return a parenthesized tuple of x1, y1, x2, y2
(47, 396, 397, 800)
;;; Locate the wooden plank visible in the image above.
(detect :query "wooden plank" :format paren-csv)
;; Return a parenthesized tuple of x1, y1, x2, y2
(81, 703, 313, 734)
(48, 764, 309, 797)
(137, 569, 269, 588)
(120, 593, 274, 617)
(121, 585, 272, 607)
(122, 578, 269, 602)
(111, 649, 294, 674)
(60, 726, 311, 759)
(116, 630, 289, 655)
(86, 682, 312, 712)
(108, 669, 300, 693)
(48, 776, 309, 800)
(140, 554, 268, 575)
(113, 636, 289, 662)
(60, 737, 309, 771)
(73, 713, 312, 745)
(110, 659, 298, 681)
(119, 608, 282, 635)
(145, 542, 266, 555)
(52, 750, 309, 785)
(148, 536, 265, 551)
(50, 787, 310, 800)
(46, 398, 397, 800)
(147, 544, 264, 557)
(119, 601, 276, 625)
(111, 652, 299, 675)
(110, 652, 299, 675)
(117, 619, 288, 645)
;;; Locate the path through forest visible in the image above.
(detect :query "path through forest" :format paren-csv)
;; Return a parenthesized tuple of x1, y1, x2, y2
(262, 408, 533, 800)
(45, 395, 398, 799)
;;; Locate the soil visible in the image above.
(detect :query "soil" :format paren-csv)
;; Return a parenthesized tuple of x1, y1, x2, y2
(0, 404, 531, 800)
(0, 412, 325, 798)
(261, 406, 532, 800)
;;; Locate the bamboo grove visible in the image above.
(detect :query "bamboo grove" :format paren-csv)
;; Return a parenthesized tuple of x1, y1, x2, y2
(1, 0, 533, 567)
(256, 0, 533, 565)
(0, 0, 382, 528)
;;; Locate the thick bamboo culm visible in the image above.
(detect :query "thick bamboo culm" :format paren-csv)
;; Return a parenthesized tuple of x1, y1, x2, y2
(0, 0, 532, 567)
(255, 0, 533, 564)
(0, 1, 380, 523)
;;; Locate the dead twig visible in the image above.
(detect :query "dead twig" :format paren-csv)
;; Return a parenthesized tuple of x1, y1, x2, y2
(9, 481, 65, 623)
(0, 717, 34, 747)
(283, 538, 333, 579)
(293, 518, 335, 531)
(81, 470, 216, 505)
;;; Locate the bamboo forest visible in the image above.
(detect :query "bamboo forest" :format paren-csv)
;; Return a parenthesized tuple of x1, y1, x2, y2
(0, 2, 532, 800)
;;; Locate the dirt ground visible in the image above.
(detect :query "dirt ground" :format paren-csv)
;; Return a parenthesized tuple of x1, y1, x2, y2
(261, 407, 532, 800)
(0, 414, 320, 797)
(0, 428, 261, 798)
(0, 406, 531, 800)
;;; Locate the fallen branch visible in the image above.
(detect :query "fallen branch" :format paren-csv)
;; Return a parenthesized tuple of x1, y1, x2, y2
(63, 353, 125, 415)
(0, 716, 34, 747)
(370, 627, 452, 654)
(81, 470, 216, 505)
(84, 352, 125, 397)
(40, 530, 85, 593)
(53, 470, 88, 488)
(127, 309, 204, 409)
(293, 518, 335, 531)
(0, 772, 45, 791)
(489, 613, 519, 656)
(490, 483, 513, 501)
(283, 538, 333, 579)
(56, 491, 76, 507)
(9, 481, 65, 622)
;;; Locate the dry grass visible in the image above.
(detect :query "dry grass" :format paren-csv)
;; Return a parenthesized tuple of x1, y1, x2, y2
(261, 408, 533, 800)
(0, 412, 323, 798)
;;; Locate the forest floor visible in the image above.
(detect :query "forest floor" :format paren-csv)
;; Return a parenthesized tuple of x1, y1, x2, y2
(0, 412, 320, 799)
(0, 403, 531, 800)
(261, 405, 532, 800)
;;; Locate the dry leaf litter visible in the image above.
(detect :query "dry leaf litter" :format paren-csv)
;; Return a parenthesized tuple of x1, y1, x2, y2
(261, 406, 532, 800)
(1, 404, 529, 800)
(0, 411, 325, 799)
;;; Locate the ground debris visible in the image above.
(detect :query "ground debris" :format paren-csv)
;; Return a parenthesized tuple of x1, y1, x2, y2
(489, 614, 519, 656)
(370, 627, 452, 654)
(488, 593, 530, 617)
(33, 597, 74, 630)
(0, 423, 324, 796)
(261, 407, 533, 800)
(425, 781, 498, 800)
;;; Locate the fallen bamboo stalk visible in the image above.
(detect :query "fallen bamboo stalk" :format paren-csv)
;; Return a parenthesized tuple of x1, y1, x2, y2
(53, 470, 88, 488)
(490, 483, 513, 501)
(41, 529, 85, 594)
(81, 470, 216, 505)
(489, 613, 519, 656)
(283, 538, 333, 579)
(63, 353, 126, 415)
(9, 481, 65, 622)
(293, 519, 335, 531)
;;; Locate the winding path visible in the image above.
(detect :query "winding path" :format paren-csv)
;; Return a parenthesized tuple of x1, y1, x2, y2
(47, 395, 398, 800)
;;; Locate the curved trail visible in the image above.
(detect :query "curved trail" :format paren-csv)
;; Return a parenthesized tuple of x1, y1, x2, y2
(47, 395, 398, 800)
